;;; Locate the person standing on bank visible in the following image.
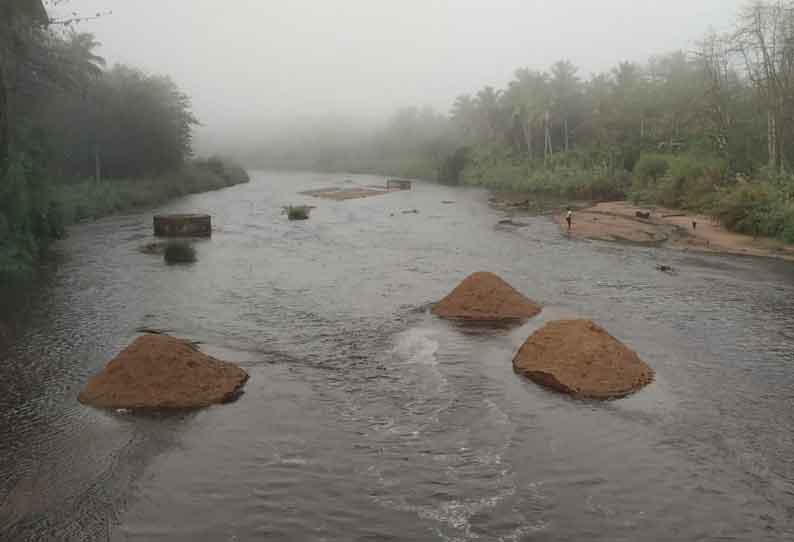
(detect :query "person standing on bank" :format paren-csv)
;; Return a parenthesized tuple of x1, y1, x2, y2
(566, 209, 573, 231)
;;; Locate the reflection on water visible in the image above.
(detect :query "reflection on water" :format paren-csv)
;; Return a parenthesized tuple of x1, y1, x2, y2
(2, 171, 794, 541)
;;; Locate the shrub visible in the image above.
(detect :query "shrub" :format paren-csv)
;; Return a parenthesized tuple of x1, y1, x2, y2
(163, 240, 196, 264)
(438, 146, 470, 185)
(630, 153, 728, 209)
(634, 154, 669, 182)
(708, 181, 794, 239)
(285, 205, 311, 220)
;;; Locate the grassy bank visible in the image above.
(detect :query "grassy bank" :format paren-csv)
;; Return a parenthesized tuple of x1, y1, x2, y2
(443, 148, 794, 244)
(457, 148, 630, 201)
(0, 158, 248, 282)
(53, 159, 248, 224)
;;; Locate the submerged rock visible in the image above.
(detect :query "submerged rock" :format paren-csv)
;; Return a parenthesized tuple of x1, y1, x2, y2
(79, 334, 248, 410)
(432, 272, 542, 321)
(512, 320, 654, 399)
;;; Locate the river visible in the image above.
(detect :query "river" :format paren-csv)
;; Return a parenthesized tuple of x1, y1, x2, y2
(1, 171, 794, 541)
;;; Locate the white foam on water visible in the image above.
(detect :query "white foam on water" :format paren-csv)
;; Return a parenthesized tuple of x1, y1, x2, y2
(393, 327, 440, 367)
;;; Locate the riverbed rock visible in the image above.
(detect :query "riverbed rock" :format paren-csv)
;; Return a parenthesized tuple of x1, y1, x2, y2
(153, 214, 212, 238)
(432, 272, 542, 321)
(513, 320, 654, 399)
(78, 334, 248, 410)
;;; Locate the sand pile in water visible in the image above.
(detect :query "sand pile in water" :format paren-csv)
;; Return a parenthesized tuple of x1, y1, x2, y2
(432, 272, 542, 321)
(513, 320, 653, 399)
(79, 334, 248, 409)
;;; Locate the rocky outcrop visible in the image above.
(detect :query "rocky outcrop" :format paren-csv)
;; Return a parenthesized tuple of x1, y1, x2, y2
(513, 320, 654, 399)
(153, 214, 212, 237)
(79, 334, 248, 410)
(432, 272, 542, 321)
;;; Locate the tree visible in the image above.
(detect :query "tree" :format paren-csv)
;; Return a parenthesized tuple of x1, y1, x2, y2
(450, 94, 477, 142)
(734, 0, 794, 170)
(504, 68, 549, 159)
(474, 86, 502, 144)
(0, 0, 48, 173)
(550, 59, 581, 152)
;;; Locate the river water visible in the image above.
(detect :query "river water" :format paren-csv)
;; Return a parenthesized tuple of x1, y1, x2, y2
(1, 171, 794, 541)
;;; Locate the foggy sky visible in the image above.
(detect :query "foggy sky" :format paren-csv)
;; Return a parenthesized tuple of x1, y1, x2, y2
(56, 0, 746, 147)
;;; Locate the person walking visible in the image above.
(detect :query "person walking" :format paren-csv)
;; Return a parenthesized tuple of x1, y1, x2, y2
(565, 209, 573, 231)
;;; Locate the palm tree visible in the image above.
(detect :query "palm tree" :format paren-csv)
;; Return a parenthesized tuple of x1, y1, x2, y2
(505, 68, 549, 159)
(61, 32, 106, 82)
(475, 86, 502, 143)
(450, 94, 477, 141)
(550, 60, 580, 152)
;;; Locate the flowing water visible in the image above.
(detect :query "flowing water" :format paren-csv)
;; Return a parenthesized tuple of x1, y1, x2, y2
(2, 171, 794, 541)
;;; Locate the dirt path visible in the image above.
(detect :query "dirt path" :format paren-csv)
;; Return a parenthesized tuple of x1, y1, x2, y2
(556, 201, 794, 261)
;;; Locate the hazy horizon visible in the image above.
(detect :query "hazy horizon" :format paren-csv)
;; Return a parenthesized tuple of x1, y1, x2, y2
(56, 0, 746, 152)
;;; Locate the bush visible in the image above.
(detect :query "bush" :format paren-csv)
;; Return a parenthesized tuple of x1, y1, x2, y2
(193, 157, 250, 186)
(438, 146, 470, 185)
(285, 205, 311, 220)
(712, 181, 787, 236)
(163, 240, 196, 264)
(630, 153, 728, 209)
(634, 154, 670, 182)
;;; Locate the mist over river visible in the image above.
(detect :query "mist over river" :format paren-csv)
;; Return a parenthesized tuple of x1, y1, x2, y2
(1, 171, 794, 541)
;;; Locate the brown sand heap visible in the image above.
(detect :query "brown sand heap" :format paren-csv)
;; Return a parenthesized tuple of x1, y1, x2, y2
(513, 320, 654, 399)
(79, 334, 248, 409)
(432, 272, 542, 321)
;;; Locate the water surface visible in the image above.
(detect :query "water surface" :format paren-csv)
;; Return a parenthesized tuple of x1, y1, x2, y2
(2, 171, 794, 541)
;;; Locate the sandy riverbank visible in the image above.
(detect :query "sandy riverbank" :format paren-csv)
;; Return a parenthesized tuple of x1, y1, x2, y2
(300, 187, 389, 200)
(555, 201, 794, 261)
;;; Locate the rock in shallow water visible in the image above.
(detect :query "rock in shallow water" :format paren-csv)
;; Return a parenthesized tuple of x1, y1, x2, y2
(153, 214, 212, 237)
(78, 334, 248, 410)
(512, 319, 654, 399)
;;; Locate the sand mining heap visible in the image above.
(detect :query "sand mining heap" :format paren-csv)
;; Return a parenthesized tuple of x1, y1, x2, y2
(432, 272, 542, 321)
(512, 319, 654, 399)
(79, 334, 248, 410)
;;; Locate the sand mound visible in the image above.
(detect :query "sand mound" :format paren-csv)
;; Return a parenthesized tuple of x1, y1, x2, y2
(513, 320, 653, 399)
(432, 272, 542, 321)
(79, 334, 248, 409)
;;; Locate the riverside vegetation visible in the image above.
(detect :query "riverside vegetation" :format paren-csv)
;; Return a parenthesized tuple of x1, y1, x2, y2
(0, 2, 247, 282)
(239, 1, 794, 246)
(163, 241, 197, 265)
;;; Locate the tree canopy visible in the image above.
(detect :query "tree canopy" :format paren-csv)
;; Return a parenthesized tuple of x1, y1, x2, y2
(1, 1, 202, 281)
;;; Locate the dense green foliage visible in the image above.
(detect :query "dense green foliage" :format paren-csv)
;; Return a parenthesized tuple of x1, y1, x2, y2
(0, 3, 246, 282)
(164, 240, 196, 264)
(53, 161, 248, 224)
(239, 1, 794, 244)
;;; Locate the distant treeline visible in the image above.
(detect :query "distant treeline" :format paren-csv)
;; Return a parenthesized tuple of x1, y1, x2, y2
(1, 1, 246, 281)
(241, 1, 794, 243)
